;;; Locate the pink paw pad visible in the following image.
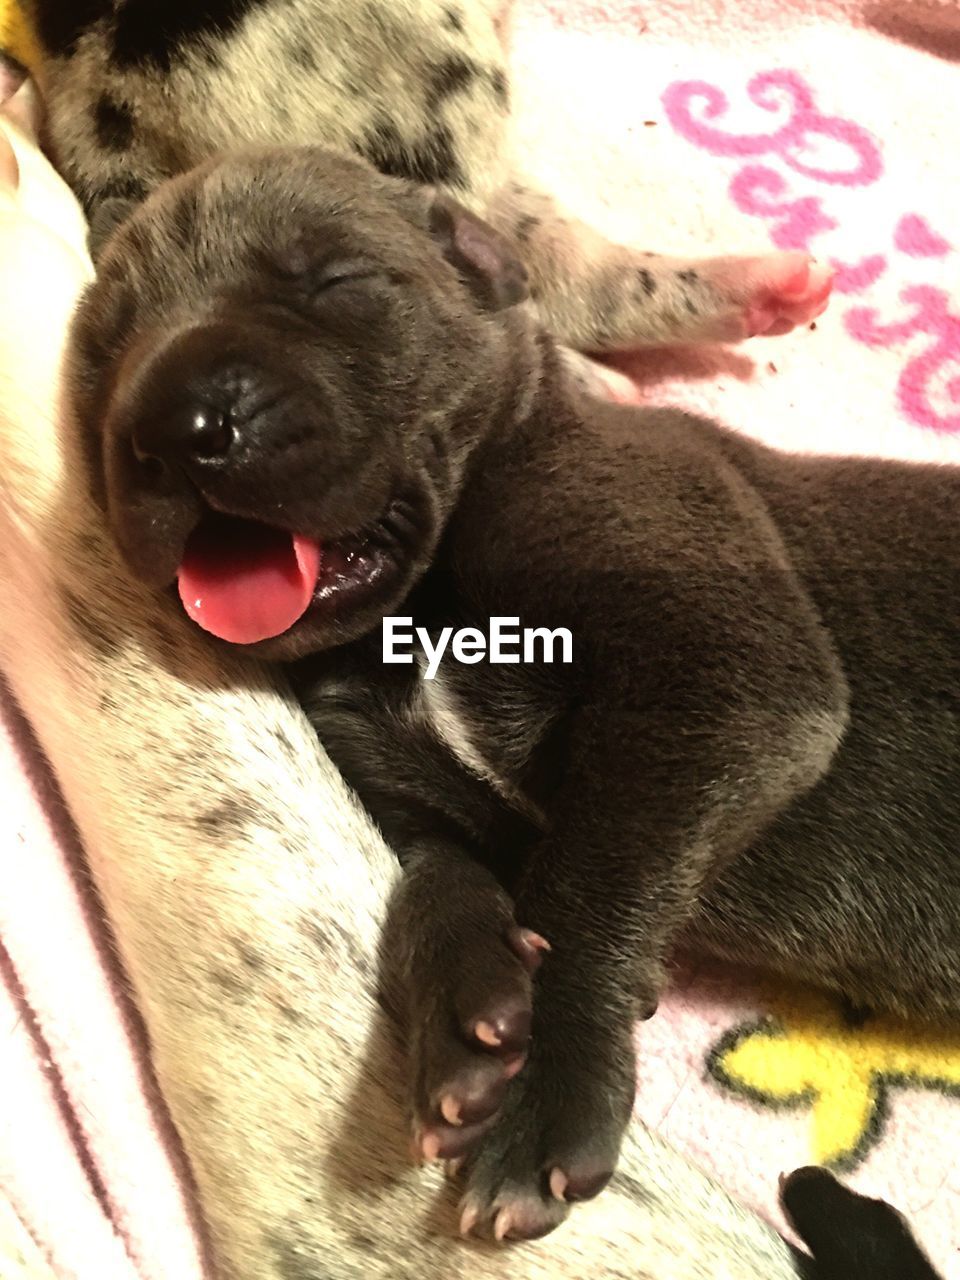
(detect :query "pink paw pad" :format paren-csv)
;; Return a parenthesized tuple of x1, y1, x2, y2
(742, 253, 834, 338)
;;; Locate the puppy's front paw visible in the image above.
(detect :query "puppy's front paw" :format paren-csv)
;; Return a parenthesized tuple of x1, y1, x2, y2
(456, 1020, 635, 1242)
(409, 924, 548, 1162)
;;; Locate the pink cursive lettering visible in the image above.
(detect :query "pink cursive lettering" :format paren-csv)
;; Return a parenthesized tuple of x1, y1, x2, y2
(663, 70, 883, 187)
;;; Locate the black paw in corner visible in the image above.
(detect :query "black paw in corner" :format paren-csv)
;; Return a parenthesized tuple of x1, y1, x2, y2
(780, 1166, 943, 1279)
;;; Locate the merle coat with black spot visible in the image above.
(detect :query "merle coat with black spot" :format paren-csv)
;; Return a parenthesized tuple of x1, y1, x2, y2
(26, 0, 829, 358)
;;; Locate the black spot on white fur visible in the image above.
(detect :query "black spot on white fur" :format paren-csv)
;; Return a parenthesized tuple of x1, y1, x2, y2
(288, 38, 317, 72)
(196, 796, 254, 836)
(426, 55, 478, 111)
(62, 588, 120, 659)
(516, 214, 540, 244)
(359, 119, 466, 188)
(94, 95, 135, 151)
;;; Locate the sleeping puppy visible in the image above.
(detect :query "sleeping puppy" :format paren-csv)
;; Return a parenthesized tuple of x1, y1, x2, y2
(24, 0, 832, 367)
(68, 144, 960, 1245)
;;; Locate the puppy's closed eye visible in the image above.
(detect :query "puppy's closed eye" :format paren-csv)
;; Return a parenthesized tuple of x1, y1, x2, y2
(242, 255, 395, 335)
(268, 249, 403, 306)
(269, 241, 383, 289)
(300, 260, 385, 295)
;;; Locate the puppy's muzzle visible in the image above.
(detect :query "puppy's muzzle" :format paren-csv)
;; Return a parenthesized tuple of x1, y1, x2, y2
(133, 401, 234, 476)
(119, 321, 279, 490)
(109, 318, 386, 550)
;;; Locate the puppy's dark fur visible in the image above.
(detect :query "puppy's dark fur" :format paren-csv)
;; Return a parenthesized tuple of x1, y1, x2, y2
(69, 146, 958, 1253)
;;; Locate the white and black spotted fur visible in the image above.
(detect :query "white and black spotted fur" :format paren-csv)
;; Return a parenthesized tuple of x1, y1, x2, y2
(24, 0, 830, 360)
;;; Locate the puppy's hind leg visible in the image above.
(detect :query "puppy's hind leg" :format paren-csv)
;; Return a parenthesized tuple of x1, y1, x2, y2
(486, 182, 833, 351)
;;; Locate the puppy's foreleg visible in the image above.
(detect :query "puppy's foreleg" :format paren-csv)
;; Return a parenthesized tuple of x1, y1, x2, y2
(449, 455, 849, 1240)
(486, 182, 833, 350)
(299, 658, 544, 1167)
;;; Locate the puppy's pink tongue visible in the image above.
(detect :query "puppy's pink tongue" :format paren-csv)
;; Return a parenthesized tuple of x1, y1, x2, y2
(177, 516, 321, 644)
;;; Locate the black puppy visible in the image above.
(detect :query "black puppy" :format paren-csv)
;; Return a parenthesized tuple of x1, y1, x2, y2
(70, 145, 960, 1242)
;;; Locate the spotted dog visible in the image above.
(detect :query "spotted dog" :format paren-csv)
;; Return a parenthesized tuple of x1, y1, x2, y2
(24, 0, 831, 368)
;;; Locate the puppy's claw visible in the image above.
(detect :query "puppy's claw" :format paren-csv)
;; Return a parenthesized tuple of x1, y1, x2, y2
(549, 1168, 568, 1202)
(508, 925, 552, 974)
(459, 1202, 480, 1237)
(470, 1006, 531, 1055)
(494, 1209, 513, 1242)
(521, 928, 551, 952)
(474, 1020, 502, 1048)
(440, 1094, 463, 1126)
(421, 1132, 441, 1162)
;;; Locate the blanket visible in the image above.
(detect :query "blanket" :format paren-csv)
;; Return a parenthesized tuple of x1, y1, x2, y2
(1, 0, 958, 1275)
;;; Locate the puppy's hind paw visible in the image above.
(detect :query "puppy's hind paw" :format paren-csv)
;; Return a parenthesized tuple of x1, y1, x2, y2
(670, 251, 834, 344)
(740, 253, 834, 338)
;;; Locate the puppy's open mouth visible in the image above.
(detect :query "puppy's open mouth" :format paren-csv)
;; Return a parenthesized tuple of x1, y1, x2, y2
(177, 517, 322, 644)
(176, 496, 420, 646)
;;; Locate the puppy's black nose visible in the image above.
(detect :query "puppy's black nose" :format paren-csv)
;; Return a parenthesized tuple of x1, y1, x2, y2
(134, 404, 233, 470)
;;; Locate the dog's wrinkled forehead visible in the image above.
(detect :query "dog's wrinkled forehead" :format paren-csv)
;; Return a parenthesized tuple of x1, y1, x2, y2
(70, 145, 456, 418)
(97, 146, 437, 313)
(70, 142, 527, 437)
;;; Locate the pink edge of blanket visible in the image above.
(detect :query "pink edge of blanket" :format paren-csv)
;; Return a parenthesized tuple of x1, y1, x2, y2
(0, 974, 137, 1280)
(0, 688, 210, 1280)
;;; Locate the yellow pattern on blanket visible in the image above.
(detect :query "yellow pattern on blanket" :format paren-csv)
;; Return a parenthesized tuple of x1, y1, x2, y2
(710, 983, 960, 1168)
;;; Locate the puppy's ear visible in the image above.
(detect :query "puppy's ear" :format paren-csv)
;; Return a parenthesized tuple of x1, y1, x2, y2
(428, 195, 529, 312)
